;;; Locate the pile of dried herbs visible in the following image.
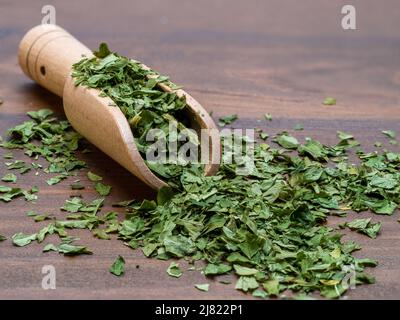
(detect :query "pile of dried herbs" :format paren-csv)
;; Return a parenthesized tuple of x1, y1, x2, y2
(1, 107, 399, 299)
(0, 44, 399, 299)
(71, 43, 199, 187)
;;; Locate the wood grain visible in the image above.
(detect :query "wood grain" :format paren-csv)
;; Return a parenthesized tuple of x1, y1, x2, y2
(0, 0, 399, 299)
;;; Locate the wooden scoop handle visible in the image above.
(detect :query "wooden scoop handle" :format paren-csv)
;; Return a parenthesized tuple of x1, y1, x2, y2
(18, 24, 92, 97)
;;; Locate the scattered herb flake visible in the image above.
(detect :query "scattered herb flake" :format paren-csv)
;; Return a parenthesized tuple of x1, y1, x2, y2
(263, 279, 280, 296)
(95, 182, 112, 196)
(166, 262, 182, 278)
(71, 183, 85, 190)
(87, 171, 103, 182)
(294, 123, 304, 131)
(323, 97, 336, 105)
(1, 173, 17, 183)
(259, 132, 269, 140)
(264, 113, 272, 121)
(109, 255, 125, 276)
(341, 218, 381, 239)
(46, 174, 67, 185)
(252, 289, 268, 298)
(275, 132, 299, 149)
(218, 114, 238, 127)
(382, 130, 396, 139)
(204, 263, 232, 276)
(194, 283, 210, 292)
(235, 276, 259, 292)
(33, 214, 53, 222)
(55, 243, 93, 255)
(337, 131, 353, 141)
(12, 232, 37, 247)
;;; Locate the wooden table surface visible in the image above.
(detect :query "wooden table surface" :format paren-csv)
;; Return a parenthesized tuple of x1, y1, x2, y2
(0, 0, 399, 299)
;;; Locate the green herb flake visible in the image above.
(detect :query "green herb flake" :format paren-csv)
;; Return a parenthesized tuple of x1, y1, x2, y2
(95, 182, 112, 196)
(204, 263, 232, 276)
(264, 113, 272, 121)
(92, 229, 111, 240)
(235, 276, 259, 292)
(263, 279, 280, 296)
(166, 262, 182, 278)
(294, 123, 304, 131)
(1, 173, 17, 183)
(57, 243, 92, 255)
(342, 218, 381, 239)
(5, 160, 30, 174)
(46, 174, 67, 185)
(382, 130, 396, 139)
(87, 171, 103, 182)
(93, 42, 112, 58)
(0, 185, 37, 202)
(33, 214, 53, 222)
(233, 264, 259, 276)
(259, 132, 269, 140)
(218, 114, 238, 127)
(12, 232, 37, 247)
(71, 183, 85, 190)
(337, 131, 353, 141)
(252, 289, 268, 298)
(109, 255, 125, 276)
(323, 97, 336, 105)
(194, 283, 210, 292)
(275, 132, 299, 149)
(61, 197, 84, 212)
(26, 109, 53, 122)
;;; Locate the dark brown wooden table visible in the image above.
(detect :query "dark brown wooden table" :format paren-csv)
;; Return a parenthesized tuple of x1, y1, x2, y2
(0, 0, 399, 299)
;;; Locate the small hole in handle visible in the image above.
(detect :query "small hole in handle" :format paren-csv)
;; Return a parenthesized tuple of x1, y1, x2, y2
(40, 66, 46, 76)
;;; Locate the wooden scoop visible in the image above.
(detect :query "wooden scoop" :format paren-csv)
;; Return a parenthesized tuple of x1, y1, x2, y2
(18, 24, 221, 190)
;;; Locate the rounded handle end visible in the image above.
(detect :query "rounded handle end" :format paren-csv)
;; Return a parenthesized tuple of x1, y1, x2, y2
(18, 24, 92, 97)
